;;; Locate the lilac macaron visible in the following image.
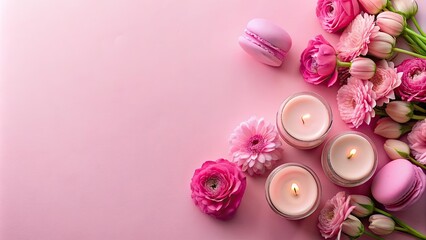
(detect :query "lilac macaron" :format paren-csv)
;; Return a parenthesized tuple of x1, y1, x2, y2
(372, 159, 426, 211)
(239, 18, 292, 67)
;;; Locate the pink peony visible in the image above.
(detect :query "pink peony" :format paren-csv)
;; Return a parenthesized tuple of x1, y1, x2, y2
(316, 0, 360, 33)
(337, 77, 376, 128)
(318, 192, 356, 239)
(190, 159, 246, 220)
(229, 117, 282, 176)
(369, 60, 402, 106)
(300, 35, 338, 87)
(396, 58, 426, 102)
(407, 120, 426, 164)
(337, 13, 379, 61)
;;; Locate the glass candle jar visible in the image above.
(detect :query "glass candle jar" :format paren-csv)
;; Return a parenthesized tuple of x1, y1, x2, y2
(276, 92, 332, 149)
(265, 163, 322, 220)
(321, 132, 378, 187)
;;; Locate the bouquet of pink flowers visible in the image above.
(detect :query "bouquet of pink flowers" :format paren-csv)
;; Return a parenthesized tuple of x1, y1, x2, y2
(302, 0, 426, 169)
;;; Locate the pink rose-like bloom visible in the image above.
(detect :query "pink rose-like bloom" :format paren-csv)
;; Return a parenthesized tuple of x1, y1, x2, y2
(358, 0, 387, 14)
(369, 60, 402, 106)
(316, 0, 360, 33)
(337, 77, 376, 128)
(337, 13, 379, 61)
(300, 35, 338, 87)
(349, 57, 376, 80)
(229, 117, 282, 176)
(396, 58, 426, 102)
(376, 11, 406, 37)
(190, 159, 247, 220)
(407, 120, 426, 164)
(318, 191, 356, 239)
(368, 32, 396, 59)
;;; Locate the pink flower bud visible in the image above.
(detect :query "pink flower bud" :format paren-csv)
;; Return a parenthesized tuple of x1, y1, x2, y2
(350, 195, 374, 218)
(392, 0, 418, 18)
(374, 117, 404, 138)
(349, 57, 376, 79)
(385, 101, 413, 123)
(358, 0, 387, 14)
(368, 32, 396, 59)
(369, 214, 395, 236)
(342, 215, 365, 238)
(384, 139, 411, 160)
(376, 11, 406, 37)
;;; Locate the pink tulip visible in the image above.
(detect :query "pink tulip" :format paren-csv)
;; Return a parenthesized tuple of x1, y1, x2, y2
(342, 215, 364, 238)
(376, 11, 406, 37)
(368, 32, 396, 59)
(349, 57, 376, 79)
(374, 117, 410, 138)
(385, 101, 413, 123)
(369, 214, 395, 236)
(384, 139, 411, 160)
(350, 195, 374, 218)
(392, 0, 418, 18)
(359, 0, 387, 14)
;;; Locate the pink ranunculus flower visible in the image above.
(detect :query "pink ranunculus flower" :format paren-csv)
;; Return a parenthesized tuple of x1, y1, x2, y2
(190, 159, 247, 220)
(369, 60, 402, 106)
(337, 13, 380, 61)
(407, 120, 426, 164)
(337, 77, 376, 128)
(300, 35, 338, 87)
(396, 58, 426, 102)
(318, 192, 356, 239)
(316, 0, 360, 33)
(229, 117, 282, 176)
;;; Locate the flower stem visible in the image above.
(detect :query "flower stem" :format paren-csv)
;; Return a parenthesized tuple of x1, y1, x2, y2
(364, 230, 385, 240)
(374, 108, 388, 117)
(405, 28, 426, 42)
(405, 28, 426, 53)
(412, 16, 426, 37)
(403, 33, 426, 55)
(413, 104, 426, 113)
(400, 123, 413, 135)
(374, 208, 426, 239)
(337, 60, 351, 68)
(412, 114, 426, 120)
(407, 155, 426, 170)
(394, 47, 426, 59)
(395, 226, 410, 233)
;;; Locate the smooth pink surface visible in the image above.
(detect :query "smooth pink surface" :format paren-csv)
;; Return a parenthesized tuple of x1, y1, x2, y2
(1, 1, 425, 240)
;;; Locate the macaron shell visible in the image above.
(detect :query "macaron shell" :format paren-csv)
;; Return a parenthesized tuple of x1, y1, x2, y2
(238, 36, 282, 67)
(246, 18, 292, 53)
(372, 159, 416, 205)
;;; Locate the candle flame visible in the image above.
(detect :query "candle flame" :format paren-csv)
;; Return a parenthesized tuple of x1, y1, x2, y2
(301, 114, 311, 125)
(291, 183, 299, 196)
(348, 149, 357, 159)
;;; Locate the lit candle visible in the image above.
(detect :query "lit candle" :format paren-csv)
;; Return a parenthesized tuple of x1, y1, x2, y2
(321, 132, 378, 187)
(277, 92, 332, 149)
(265, 163, 321, 220)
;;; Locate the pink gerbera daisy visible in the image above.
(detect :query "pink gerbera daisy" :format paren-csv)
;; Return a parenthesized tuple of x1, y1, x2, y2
(337, 13, 379, 61)
(337, 77, 377, 128)
(229, 117, 282, 176)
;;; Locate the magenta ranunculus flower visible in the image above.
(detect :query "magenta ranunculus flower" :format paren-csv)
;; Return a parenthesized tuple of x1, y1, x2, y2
(407, 120, 426, 164)
(229, 117, 282, 176)
(369, 60, 402, 106)
(396, 58, 426, 102)
(316, 0, 360, 33)
(337, 13, 379, 61)
(337, 77, 376, 128)
(300, 35, 338, 87)
(318, 192, 356, 239)
(190, 159, 246, 220)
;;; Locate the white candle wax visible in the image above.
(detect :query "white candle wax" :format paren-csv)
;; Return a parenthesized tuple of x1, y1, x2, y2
(277, 92, 332, 149)
(266, 164, 321, 219)
(322, 132, 377, 187)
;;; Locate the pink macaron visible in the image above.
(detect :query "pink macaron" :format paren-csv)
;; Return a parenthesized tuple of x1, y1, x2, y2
(372, 159, 426, 211)
(238, 18, 292, 67)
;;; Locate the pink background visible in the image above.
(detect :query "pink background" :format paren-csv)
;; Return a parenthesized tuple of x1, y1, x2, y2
(1, 0, 425, 239)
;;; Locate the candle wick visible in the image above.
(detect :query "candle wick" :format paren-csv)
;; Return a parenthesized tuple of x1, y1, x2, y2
(293, 188, 298, 196)
(301, 117, 305, 125)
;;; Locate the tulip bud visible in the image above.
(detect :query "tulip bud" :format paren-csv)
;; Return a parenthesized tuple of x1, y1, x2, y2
(358, 0, 387, 14)
(374, 117, 410, 138)
(350, 195, 374, 218)
(349, 57, 376, 79)
(392, 0, 418, 19)
(385, 101, 413, 123)
(384, 139, 411, 160)
(376, 12, 406, 37)
(369, 214, 395, 236)
(342, 215, 365, 238)
(368, 32, 396, 59)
